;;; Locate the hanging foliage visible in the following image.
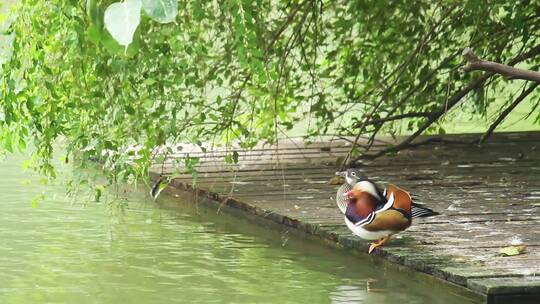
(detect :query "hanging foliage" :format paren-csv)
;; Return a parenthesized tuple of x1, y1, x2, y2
(0, 0, 539, 186)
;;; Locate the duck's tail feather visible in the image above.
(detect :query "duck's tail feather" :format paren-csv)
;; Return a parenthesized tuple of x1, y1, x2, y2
(411, 203, 439, 218)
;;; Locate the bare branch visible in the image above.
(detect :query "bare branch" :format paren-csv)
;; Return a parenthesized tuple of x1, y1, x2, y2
(358, 25, 537, 148)
(356, 112, 433, 127)
(341, 6, 458, 168)
(479, 82, 539, 144)
(348, 43, 540, 162)
(383, 137, 476, 152)
(266, 1, 308, 54)
(462, 47, 481, 63)
(360, 73, 493, 160)
(462, 47, 540, 82)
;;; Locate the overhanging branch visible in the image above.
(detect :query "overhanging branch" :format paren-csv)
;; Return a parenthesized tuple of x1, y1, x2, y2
(349, 43, 540, 163)
(354, 112, 433, 128)
(479, 82, 540, 144)
(462, 47, 540, 82)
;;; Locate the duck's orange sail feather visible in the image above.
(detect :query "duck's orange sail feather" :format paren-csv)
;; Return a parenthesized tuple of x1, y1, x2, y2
(384, 184, 412, 215)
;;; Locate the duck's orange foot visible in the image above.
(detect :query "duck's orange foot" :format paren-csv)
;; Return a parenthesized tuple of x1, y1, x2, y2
(368, 236, 391, 254)
(368, 240, 382, 254)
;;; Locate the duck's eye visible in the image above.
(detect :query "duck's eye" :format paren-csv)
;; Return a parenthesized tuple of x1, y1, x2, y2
(351, 172, 356, 176)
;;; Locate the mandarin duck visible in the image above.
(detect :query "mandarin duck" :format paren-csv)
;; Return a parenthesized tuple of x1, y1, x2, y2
(335, 168, 438, 253)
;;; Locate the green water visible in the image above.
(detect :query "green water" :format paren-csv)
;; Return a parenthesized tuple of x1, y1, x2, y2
(0, 154, 482, 303)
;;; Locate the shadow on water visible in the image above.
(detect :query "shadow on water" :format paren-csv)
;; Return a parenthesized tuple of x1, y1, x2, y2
(0, 153, 483, 303)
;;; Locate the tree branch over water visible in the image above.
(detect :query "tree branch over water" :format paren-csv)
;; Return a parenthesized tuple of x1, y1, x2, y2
(4, 1, 540, 182)
(350, 43, 540, 163)
(462, 47, 540, 82)
(479, 82, 540, 144)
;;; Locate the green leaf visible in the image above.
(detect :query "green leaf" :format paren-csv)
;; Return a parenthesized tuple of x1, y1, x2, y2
(31, 193, 46, 208)
(86, 0, 103, 29)
(438, 127, 446, 135)
(125, 105, 135, 115)
(142, 0, 178, 24)
(4, 133, 13, 153)
(86, 25, 102, 45)
(104, 0, 142, 49)
(18, 138, 26, 151)
(144, 78, 157, 85)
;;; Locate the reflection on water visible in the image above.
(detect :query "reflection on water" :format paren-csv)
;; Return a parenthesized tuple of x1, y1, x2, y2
(0, 154, 481, 303)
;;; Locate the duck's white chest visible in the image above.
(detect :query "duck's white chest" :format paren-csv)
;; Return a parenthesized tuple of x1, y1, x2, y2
(344, 217, 394, 240)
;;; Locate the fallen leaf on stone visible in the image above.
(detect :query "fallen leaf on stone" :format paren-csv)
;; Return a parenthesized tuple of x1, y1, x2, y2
(327, 176, 345, 185)
(499, 245, 527, 257)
